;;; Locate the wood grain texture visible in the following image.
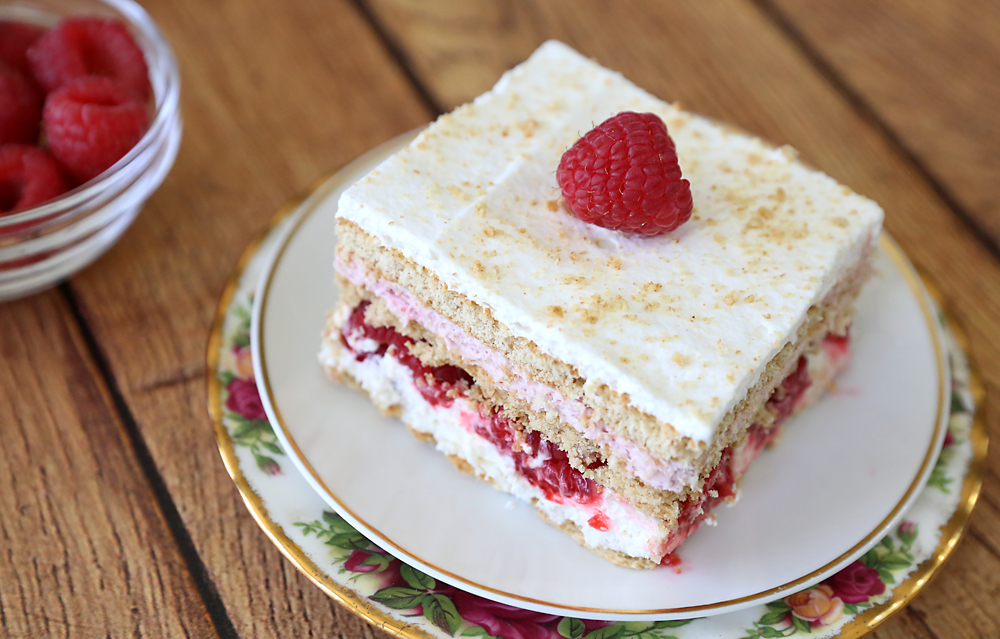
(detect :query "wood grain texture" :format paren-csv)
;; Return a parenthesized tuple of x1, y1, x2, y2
(58, 0, 431, 636)
(765, 0, 1000, 248)
(0, 292, 216, 639)
(364, 0, 1000, 635)
(5, 0, 994, 636)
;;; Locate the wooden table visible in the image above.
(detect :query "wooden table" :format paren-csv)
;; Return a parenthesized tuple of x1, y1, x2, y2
(2, 1, 998, 637)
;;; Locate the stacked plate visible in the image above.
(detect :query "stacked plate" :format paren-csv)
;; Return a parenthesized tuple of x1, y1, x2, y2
(209, 133, 984, 638)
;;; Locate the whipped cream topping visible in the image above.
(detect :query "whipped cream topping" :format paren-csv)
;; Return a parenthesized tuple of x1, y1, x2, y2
(336, 40, 883, 443)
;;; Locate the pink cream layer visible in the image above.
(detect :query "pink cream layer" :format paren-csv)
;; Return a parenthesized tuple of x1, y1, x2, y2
(339, 258, 707, 492)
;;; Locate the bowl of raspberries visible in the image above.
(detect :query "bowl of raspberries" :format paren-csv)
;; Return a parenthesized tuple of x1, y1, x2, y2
(0, 0, 181, 301)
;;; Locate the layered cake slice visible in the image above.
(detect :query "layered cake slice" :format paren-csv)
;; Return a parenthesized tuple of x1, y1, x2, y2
(320, 41, 883, 568)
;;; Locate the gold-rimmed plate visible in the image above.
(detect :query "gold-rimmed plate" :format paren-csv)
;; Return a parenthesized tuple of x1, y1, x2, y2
(247, 134, 958, 621)
(210, 135, 985, 636)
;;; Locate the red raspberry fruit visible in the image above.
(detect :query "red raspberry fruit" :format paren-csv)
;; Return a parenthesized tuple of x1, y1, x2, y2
(0, 65, 42, 145)
(0, 21, 45, 76)
(27, 17, 150, 100)
(557, 111, 692, 236)
(43, 76, 149, 183)
(0, 144, 68, 214)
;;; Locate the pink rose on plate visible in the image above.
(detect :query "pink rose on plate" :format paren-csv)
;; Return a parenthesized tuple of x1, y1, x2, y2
(786, 585, 844, 626)
(826, 560, 886, 604)
(232, 344, 255, 379)
(345, 548, 404, 591)
(452, 592, 568, 639)
(226, 378, 267, 421)
(259, 457, 281, 476)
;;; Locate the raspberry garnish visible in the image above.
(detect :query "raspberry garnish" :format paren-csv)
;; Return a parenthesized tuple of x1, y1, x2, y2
(27, 17, 150, 100)
(0, 144, 68, 214)
(557, 111, 693, 236)
(0, 65, 42, 145)
(43, 76, 149, 183)
(0, 21, 45, 76)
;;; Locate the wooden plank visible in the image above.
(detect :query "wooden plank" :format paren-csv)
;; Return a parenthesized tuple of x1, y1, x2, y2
(765, 0, 1000, 247)
(363, 0, 1000, 634)
(58, 0, 431, 636)
(0, 292, 217, 638)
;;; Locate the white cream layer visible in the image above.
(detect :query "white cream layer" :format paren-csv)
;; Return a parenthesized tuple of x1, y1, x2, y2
(319, 340, 673, 562)
(336, 40, 883, 443)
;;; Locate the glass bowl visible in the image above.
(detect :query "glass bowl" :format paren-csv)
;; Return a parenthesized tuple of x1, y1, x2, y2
(0, 0, 181, 301)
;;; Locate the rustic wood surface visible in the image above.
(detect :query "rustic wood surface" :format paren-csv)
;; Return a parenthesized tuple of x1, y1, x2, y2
(1, 0, 997, 637)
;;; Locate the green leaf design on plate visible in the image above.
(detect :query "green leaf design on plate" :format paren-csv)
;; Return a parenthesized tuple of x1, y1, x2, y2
(400, 563, 436, 591)
(584, 624, 625, 639)
(423, 593, 461, 636)
(791, 615, 811, 633)
(765, 600, 791, 612)
(758, 610, 788, 625)
(653, 620, 695, 628)
(371, 586, 424, 610)
(558, 617, 586, 639)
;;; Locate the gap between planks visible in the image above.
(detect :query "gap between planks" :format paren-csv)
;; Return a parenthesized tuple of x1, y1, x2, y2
(753, 0, 1000, 265)
(58, 283, 242, 639)
(352, 0, 447, 116)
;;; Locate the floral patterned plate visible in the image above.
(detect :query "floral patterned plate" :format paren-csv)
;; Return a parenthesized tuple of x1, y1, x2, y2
(209, 146, 985, 637)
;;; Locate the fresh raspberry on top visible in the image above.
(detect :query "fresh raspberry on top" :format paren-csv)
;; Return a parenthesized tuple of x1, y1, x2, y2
(0, 21, 45, 76)
(43, 76, 149, 183)
(27, 17, 150, 100)
(0, 65, 42, 145)
(0, 144, 68, 214)
(557, 111, 693, 236)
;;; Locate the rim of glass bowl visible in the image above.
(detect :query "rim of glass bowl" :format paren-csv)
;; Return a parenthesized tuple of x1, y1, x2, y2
(0, 0, 181, 235)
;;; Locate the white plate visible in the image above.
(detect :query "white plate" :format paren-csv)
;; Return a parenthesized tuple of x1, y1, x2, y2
(251, 133, 948, 621)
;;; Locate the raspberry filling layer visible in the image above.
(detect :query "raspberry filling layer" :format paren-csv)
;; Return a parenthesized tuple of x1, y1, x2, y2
(342, 301, 473, 408)
(342, 301, 846, 557)
(342, 301, 601, 506)
(469, 408, 602, 505)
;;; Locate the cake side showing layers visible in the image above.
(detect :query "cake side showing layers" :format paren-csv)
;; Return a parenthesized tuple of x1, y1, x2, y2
(319, 289, 854, 567)
(335, 40, 884, 446)
(334, 219, 873, 497)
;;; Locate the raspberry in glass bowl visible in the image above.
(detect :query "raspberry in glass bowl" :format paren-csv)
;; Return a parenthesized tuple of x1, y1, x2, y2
(0, 0, 181, 301)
